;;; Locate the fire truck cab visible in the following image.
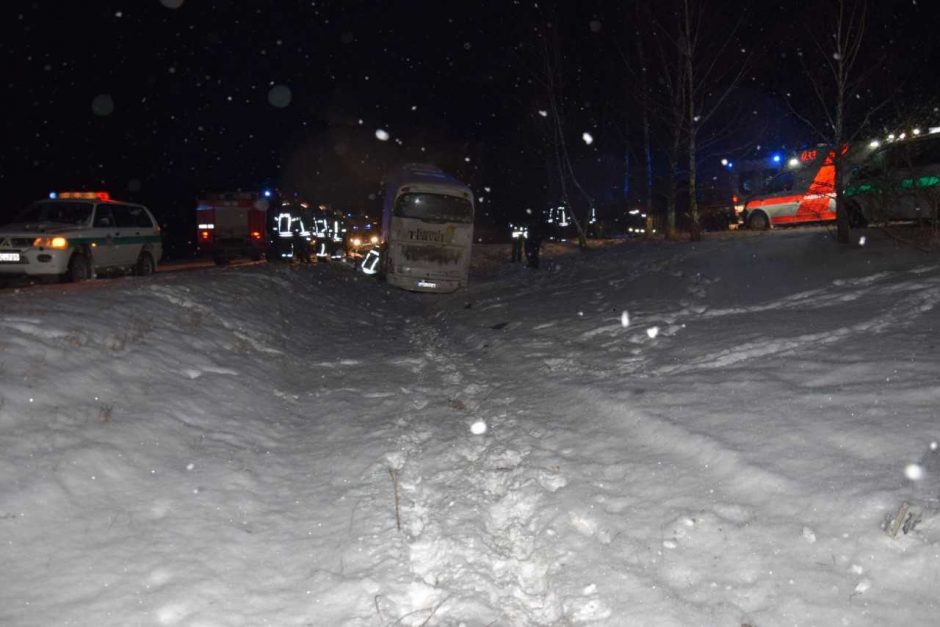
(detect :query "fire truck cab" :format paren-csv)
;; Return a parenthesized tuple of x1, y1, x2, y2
(196, 192, 270, 264)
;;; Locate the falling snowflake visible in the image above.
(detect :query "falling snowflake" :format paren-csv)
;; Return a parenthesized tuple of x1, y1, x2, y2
(91, 94, 115, 117)
(471, 420, 487, 435)
(538, 110, 548, 117)
(267, 85, 292, 108)
(646, 326, 659, 339)
(582, 132, 594, 145)
(620, 311, 630, 328)
(375, 129, 390, 141)
(905, 463, 924, 481)
(858, 236, 866, 246)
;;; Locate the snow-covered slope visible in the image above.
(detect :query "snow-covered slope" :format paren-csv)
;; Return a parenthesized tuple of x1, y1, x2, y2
(1, 228, 938, 626)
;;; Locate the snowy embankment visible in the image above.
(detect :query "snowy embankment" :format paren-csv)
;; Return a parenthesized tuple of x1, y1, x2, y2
(1, 229, 939, 626)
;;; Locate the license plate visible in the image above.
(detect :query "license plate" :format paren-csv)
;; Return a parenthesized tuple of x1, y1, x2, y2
(0, 252, 21, 262)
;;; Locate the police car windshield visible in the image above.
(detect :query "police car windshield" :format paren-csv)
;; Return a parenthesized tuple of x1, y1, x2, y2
(11, 201, 93, 226)
(395, 193, 473, 224)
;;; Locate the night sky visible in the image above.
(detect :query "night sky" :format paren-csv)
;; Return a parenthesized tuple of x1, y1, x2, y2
(3, 1, 937, 253)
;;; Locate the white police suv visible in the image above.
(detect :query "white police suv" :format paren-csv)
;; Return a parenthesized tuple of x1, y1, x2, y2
(0, 191, 163, 282)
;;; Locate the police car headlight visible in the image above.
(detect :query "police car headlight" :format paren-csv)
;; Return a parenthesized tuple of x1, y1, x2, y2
(33, 236, 69, 249)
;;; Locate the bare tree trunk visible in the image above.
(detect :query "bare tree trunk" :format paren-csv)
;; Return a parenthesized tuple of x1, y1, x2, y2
(642, 107, 653, 214)
(633, 8, 653, 212)
(666, 141, 680, 239)
(543, 36, 589, 250)
(786, 0, 870, 245)
(834, 4, 851, 244)
(623, 148, 630, 203)
(665, 166, 678, 238)
(683, 0, 701, 241)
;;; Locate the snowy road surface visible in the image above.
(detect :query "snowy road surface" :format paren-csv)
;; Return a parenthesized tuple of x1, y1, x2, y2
(1, 229, 939, 626)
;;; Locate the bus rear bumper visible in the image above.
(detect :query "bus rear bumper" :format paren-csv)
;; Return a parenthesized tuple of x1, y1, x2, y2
(387, 273, 463, 293)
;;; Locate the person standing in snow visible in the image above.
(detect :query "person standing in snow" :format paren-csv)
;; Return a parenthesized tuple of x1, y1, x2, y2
(291, 225, 311, 264)
(327, 209, 348, 261)
(510, 221, 526, 263)
(524, 217, 544, 269)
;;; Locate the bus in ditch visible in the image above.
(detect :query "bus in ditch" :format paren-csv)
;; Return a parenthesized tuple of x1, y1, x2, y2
(378, 164, 475, 293)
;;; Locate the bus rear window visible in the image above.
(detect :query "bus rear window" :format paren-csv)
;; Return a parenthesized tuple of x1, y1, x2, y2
(395, 193, 473, 224)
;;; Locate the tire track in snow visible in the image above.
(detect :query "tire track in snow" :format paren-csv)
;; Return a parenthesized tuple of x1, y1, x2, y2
(651, 275, 940, 376)
(554, 388, 872, 616)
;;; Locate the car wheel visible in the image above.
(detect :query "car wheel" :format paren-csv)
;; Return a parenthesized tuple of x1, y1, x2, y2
(134, 251, 155, 276)
(748, 211, 770, 231)
(846, 201, 868, 228)
(66, 253, 91, 283)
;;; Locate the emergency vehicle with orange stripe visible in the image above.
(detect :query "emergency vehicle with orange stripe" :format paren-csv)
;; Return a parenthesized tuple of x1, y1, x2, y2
(740, 147, 840, 230)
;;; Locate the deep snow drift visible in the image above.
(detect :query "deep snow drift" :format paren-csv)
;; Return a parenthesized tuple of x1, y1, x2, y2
(1, 228, 939, 626)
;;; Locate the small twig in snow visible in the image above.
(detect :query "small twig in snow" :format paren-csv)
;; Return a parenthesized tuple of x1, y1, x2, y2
(374, 594, 386, 623)
(388, 468, 401, 532)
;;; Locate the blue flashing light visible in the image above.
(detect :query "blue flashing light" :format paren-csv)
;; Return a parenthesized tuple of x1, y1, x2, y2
(726, 161, 733, 169)
(49, 192, 58, 199)
(771, 153, 782, 164)
(263, 189, 272, 198)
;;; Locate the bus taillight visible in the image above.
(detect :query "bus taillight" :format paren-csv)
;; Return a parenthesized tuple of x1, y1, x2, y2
(250, 230, 263, 240)
(199, 229, 212, 241)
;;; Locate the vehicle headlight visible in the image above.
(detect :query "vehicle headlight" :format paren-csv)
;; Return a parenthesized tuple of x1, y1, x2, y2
(33, 236, 69, 249)
(351, 237, 362, 247)
(370, 235, 379, 244)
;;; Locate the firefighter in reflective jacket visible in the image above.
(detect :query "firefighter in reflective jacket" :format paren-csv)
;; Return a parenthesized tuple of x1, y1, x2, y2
(327, 211, 347, 260)
(509, 222, 527, 263)
(313, 213, 330, 260)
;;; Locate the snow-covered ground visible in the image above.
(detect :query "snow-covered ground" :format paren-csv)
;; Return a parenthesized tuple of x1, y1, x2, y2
(1, 228, 939, 626)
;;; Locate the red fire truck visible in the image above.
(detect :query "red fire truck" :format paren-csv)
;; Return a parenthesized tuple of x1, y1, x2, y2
(195, 192, 270, 264)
